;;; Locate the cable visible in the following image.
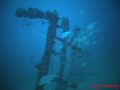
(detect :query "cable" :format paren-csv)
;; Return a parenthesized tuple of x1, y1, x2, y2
(51, 54, 54, 90)
(22, 18, 46, 34)
(29, 28, 34, 59)
(32, 24, 46, 34)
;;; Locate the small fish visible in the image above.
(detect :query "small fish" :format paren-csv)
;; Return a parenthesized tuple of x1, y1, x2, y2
(30, 54, 33, 59)
(80, 62, 87, 68)
(79, 9, 86, 15)
(68, 81, 72, 85)
(84, 41, 90, 45)
(88, 31, 94, 36)
(42, 21, 45, 25)
(92, 41, 97, 44)
(22, 22, 32, 26)
(78, 39, 83, 43)
(86, 21, 98, 31)
(82, 36, 87, 40)
(80, 36, 87, 43)
(62, 31, 72, 38)
(58, 45, 63, 49)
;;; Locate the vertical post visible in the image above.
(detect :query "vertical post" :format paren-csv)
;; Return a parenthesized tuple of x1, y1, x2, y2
(35, 10, 59, 90)
(15, 8, 59, 90)
(68, 26, 81, 81)
(55, 17, 69, 90)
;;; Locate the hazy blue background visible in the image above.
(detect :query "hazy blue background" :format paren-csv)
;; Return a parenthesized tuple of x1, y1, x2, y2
(0, 0, 120, 90)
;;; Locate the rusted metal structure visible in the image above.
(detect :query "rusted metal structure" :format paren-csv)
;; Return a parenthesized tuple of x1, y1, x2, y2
(15, 7, 80, 90)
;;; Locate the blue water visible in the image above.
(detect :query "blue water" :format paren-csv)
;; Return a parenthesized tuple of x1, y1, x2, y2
(0, 0, 120, 90)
